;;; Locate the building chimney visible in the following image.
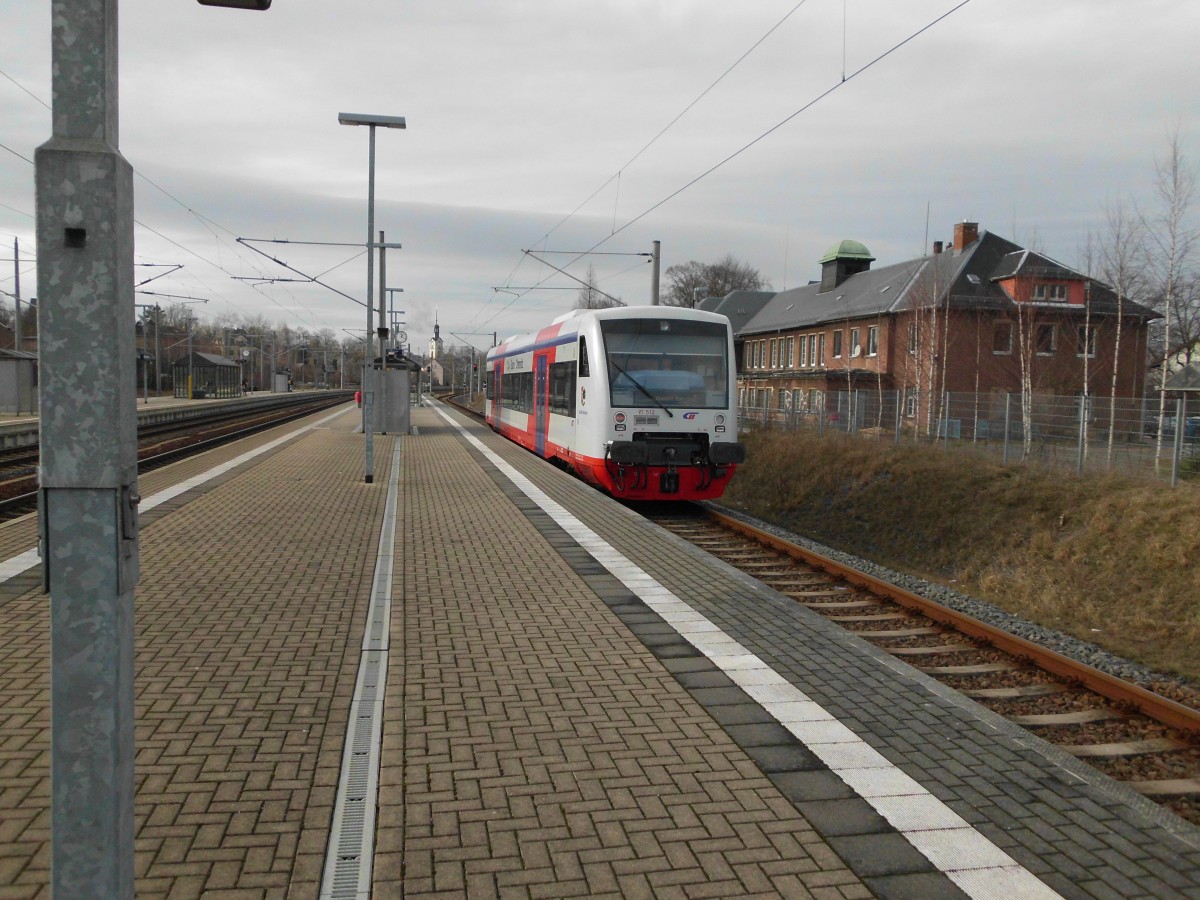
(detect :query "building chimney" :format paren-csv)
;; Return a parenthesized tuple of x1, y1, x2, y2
(932, 240, 943, 255)
(952, 221, 979, 251)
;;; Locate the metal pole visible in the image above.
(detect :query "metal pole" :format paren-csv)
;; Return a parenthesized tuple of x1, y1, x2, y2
(154, 305, 161, 396)
(363, 126, 376, 482)
(13, 237, 22, 414)
(12, 237, 21, 353)
(378, 229, 388, 434)
(1076, 394, 1088, 475)
(35, 1, 138, 894)
(650, 239, 661, 306)
(187, 315, 193, 398)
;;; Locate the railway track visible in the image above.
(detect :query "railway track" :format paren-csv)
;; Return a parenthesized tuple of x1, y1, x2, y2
(648, 504, 1200, 827)
(0, 394, 351, 519)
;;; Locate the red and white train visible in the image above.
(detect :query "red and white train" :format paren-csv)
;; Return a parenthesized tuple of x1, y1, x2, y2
(485, 305, 745, 501)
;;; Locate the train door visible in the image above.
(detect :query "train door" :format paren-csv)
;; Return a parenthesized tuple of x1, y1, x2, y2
(488, 359, 502, 430)
(535, 354, 549, 455)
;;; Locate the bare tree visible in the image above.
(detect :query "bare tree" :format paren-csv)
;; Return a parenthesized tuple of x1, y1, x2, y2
(1143, 127, 1197, 463)
(1100, 198, 1147, 464)
(663, 254, 769, 307)
(576, 264, 621, 309)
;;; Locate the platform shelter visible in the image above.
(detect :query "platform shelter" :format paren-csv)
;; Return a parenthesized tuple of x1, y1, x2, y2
(172, 352, 242, 399)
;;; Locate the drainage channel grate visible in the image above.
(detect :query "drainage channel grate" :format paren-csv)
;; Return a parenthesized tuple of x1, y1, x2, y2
(320, 444, 399, 899)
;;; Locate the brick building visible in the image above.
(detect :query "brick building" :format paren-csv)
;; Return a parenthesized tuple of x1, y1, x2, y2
(702, 222, 1159, 427)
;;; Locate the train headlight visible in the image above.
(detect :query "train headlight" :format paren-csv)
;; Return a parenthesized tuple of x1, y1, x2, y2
(714, 414, 725, 425)
(614, 412, 626, 424)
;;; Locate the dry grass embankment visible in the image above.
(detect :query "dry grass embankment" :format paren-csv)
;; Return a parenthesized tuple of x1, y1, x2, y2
(718, 430, 1200, 682)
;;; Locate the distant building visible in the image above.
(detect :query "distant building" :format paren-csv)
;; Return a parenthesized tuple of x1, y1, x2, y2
(703, 222, 1159, 425)
(428, 311, 443, 360)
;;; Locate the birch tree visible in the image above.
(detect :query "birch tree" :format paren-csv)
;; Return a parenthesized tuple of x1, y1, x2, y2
(1100, 199, 1146, 464)
(1143, 128, 1197, 463)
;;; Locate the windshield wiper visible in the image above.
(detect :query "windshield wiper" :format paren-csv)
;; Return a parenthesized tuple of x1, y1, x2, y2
(608, 357, 673, 417)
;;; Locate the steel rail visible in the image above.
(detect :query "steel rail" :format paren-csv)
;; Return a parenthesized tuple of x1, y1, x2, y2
(705, 506, 1200, 736)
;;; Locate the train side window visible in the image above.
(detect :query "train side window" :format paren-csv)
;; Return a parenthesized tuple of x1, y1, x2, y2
(578, 337, 590, 377)
(549, 361, 577, 417)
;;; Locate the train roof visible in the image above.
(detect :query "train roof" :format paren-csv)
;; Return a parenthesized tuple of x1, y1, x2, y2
(490, 305, 731, 357)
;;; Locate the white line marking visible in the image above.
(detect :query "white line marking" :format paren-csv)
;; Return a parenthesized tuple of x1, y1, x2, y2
(0, 406, 353, 586)
(434, 403, 1061, 899)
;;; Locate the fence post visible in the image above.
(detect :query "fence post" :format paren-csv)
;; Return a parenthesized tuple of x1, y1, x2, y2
(1002, 393, 1012, 466)
(1172, 396, 1184, 487)
(894, 389, 902, 444)
(1076, 394, 1088, 475)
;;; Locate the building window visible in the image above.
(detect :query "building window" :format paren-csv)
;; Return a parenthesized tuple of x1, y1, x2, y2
(808, 388, 818, 411)
(908, 323, 918, 354)
(904, 388, 917, 418)
(993, 322, 1012, 355)
(770, 339, 778, 369)
(1076, 324, 1096, 358)
(818, 334, 825, 366)
(1036, 324, 1056, 355)
(867, 325, 878, 357)
(787, 336, 795, 368)
(799, 335, 808, 367)
(1033, 283, 1068, 302)
(850, 327, 860, 357)
(743, 343, 752, 370)
(808, 334, 817, 366)
(832, 330, 843, 358)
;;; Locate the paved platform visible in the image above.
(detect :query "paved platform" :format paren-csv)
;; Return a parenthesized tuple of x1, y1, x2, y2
(1, 400, 1199, 898)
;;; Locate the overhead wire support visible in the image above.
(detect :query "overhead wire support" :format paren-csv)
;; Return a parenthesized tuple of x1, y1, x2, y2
(522, 250, 626, 308)
(530, 250, 652, 256)
(134, 263, 183, 288)
(235, 237, 366, 308)
(134, 290, 211, 304)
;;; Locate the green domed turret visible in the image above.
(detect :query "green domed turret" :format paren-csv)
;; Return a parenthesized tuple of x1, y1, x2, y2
(818, 240, 875, 265)
(818, 240, 875, 292)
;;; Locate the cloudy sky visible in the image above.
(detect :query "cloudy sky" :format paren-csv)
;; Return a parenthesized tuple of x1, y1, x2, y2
(1, 0, 1197, 355)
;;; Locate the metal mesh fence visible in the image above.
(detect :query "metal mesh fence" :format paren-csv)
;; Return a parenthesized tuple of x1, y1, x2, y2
(739, 389, 1200, 486)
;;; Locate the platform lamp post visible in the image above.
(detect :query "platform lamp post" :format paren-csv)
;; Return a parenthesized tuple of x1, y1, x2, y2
(35, 2, 268, 897)
(338, 111, 405, 483)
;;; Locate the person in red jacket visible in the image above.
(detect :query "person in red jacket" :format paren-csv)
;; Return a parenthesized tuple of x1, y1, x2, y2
(355, 390, 362, 408)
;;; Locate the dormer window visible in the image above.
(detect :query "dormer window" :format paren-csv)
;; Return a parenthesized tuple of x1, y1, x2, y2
(1032, 283, 1067, 302)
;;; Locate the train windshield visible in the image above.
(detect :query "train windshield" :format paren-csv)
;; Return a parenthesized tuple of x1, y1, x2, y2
(600, 318, 728, 410)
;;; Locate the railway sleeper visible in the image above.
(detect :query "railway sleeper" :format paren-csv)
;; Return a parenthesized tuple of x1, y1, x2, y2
(883, 643, 976, 656)
(799, 599, 876, 609)
(852, 627, 944, 639)
(1127, 778, 1200, 797)
(1010, 709, 1131, 727)
(963, 683, 1069, 699)
(919, 662, 1016, 675)
(1064, 737, 1190, 758)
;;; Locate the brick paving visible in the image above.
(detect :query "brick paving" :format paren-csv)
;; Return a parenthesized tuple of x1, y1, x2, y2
(376, 409, 867, 898)
(0, 410, 385, 898)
